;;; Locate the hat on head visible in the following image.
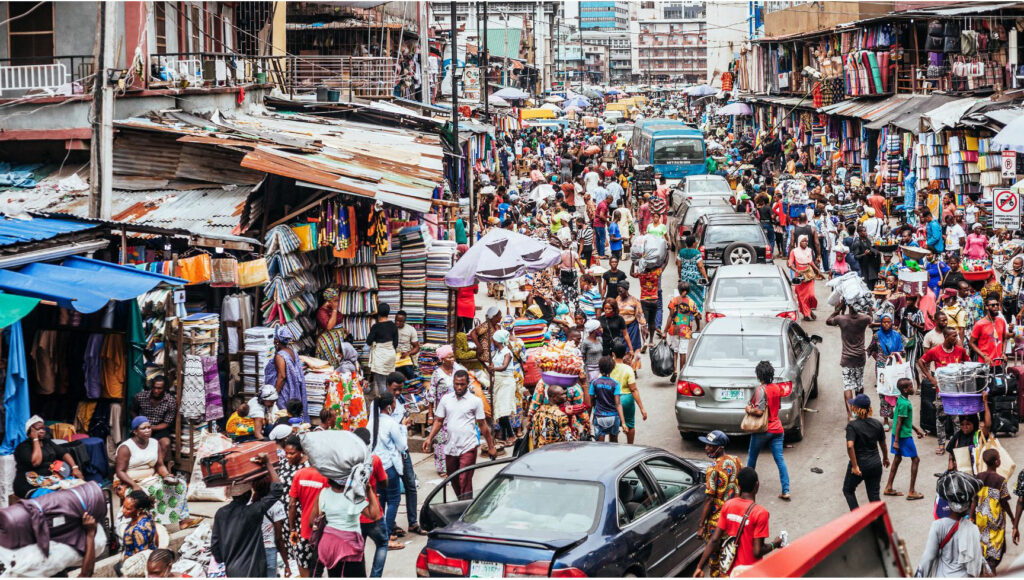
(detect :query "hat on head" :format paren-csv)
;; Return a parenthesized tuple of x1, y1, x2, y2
(274, 326, 293, 344)
(698, 430, 730, 447)
(943, 288, 959, 300)
(493, 329, 510, 344)
(850, 394, 872, 409)
(973, 222, 983, 230)
(259, 385, 279, 402)
(131, 416, 150, 432)
(269, 424, 293, 442)
(24, 415, 44, 435)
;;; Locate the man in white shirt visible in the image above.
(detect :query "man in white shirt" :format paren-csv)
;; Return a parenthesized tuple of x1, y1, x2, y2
(944, 214, 966, 256)
(395, 310, 421, 379)
(606, 178, 624, 210)
(422, 370, 496, 500)
(584, 165, 600, 195)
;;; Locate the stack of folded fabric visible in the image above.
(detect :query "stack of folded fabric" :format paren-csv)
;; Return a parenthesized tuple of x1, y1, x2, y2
(400, 227, 427, 328)
(377, 240, 402, 313)
(243, 327, 275, 395)
(426, 241, 456, 344)
(513, 319, 547, 349)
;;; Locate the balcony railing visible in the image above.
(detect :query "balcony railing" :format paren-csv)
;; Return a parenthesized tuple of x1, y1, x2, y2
(286, 56, 398, 99)
(0, 55, 94, 97)
(149, 52, 288, 90)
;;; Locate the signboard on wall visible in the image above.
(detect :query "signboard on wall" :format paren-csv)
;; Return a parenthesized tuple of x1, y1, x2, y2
(993, 188, 1020, 230)
(1003, 151, 1017, 179)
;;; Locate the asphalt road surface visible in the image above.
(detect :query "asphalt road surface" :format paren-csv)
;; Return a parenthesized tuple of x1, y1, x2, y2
(382, 257, 1024, 577)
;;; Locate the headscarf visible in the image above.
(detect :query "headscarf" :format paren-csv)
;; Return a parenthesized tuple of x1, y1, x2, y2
(322, 287, 339, 302)
(937, 470, 982, 513)
(275, 326, 293, 344)
(493, 329, 510, 345)
(436, 345, 454, 360)
(876, 314, 904, 356)
(269, 424, 293, 442)
(337, 341, 360, 375)
(259, 384, 279, 402)
(584, 319, 601, 335)
(25, 415, 44, 434)
(130, 416, 150, 432)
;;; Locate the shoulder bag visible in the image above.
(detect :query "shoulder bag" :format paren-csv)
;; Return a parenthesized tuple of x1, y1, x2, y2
(719, 502, 757, 576)
(741, 386, 769, 433)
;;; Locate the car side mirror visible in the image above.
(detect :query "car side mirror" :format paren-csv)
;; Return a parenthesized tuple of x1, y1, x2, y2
(809, 335, 823, 345)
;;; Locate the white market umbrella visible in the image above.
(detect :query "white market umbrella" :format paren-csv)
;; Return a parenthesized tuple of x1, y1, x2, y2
(488, 94, 511, 107)
(993, 115, 1024, 154)
(541, 103, 562, 113)
(445, 229, 561, 287)
(544, 95, 565, 103)
(493, 87, 530, 100)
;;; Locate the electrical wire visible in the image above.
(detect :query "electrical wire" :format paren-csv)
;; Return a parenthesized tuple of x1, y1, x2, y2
(0, 1, 45, 28)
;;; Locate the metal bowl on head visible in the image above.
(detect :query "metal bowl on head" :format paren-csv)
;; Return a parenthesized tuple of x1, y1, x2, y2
(541, 371, 579, 387)
(900, 245, 931, 261)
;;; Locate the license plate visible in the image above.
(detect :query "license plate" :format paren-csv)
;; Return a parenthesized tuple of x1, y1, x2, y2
(719, 389, 745, 401)
(470, 561, 504, 578)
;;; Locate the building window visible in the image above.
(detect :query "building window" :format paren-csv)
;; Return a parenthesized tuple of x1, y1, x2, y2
(7, 1, 54, 64)
(153, 2, 167, 54)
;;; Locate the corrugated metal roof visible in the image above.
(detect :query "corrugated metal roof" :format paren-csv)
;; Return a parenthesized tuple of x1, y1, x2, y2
(487, 29, 523, 61)
(0, 215, 98, 247)
(2, 172, 257, 241)
(817, 95, 915, 121)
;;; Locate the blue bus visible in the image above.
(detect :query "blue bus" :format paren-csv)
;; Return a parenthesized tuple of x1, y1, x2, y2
(629, 119, 706, 182)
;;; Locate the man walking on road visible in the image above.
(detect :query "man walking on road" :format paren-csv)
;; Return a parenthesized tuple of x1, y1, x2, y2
(826, 300, 872, 419)
(697, 430, 742, 575)
(422, 369, 497, 500)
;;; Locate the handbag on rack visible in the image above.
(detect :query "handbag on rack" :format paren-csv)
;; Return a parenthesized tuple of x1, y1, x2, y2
(237, 258, 270, 288)
(176, 253, 212, 285)
(210, 257, 239, 287)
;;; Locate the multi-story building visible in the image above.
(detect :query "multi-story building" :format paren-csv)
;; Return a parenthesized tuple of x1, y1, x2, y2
(579, 30, 633, 83)
(632, 2, 707, 84)
(558, 43, 610, 85)
(579, 1, 631, 30)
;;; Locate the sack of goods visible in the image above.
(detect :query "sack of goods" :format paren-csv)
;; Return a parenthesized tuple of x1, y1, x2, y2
(630, 235, 668, 273)
(200, 440, 281, 487)
(301, 429, 370, 484)
(826, 272, 873, 311)
(897, 269, 928, 296)
(0, 481, 106, 552)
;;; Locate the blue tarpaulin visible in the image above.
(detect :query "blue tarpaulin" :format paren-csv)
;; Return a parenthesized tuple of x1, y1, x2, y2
(1, 321, 29, 455)
(0, 215, 98, 247)
(0, 256, 186, 313)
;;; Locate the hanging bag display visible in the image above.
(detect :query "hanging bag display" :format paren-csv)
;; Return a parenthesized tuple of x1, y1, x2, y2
(176, 253, 212, 285)
(210, 257, 239, 287)
(237, 258, 270, 288)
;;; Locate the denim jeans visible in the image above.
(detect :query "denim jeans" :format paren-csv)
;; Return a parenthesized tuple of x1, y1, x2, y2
(400, 451, 418, 527)
(593, 226, 607, 256)
(361, 520, 389, 577)
(747, 432, 790, 494)
(383, 465, 402, 539)
(761, 223, 775, 254)
(266, 546, 277, 578)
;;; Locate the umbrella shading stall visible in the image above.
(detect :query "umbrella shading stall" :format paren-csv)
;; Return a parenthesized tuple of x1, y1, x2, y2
(445, 229, 561, 287)
(562, 96, 590, 109)
(541, 103, 562, 113)
(488, 94, 511, 107)
(718, 102, 752, 116)
(544, 95, 565, 103)
(687, 84, 716, 97)
(993, 115, 1024, 154)
(582, 89, 603, 100)
(493, 87, 530, 100)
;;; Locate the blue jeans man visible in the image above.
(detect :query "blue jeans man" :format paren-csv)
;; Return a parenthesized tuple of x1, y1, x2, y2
(383, 465, 402, 541)
(400, 450, 418, 532)
(361, 519, 389, 577)
(747, 431, 790, 496)
(594, 226, 607, 257)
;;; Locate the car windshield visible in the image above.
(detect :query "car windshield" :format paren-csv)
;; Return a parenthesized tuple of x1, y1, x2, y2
(704, 225, 764, 245)
(713, 277, 788, 302)
(461, 476, 602, 536)
(690, 335, 783, 367)
(653, 138, 704, 164)
(684, 205, 732, 226)
(687, 180, 731, 194)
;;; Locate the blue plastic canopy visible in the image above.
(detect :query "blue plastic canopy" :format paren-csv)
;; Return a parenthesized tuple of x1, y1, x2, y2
(0, 256, 186, 313)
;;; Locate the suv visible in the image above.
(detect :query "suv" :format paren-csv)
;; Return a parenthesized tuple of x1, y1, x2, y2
(695, 214, 772, 274)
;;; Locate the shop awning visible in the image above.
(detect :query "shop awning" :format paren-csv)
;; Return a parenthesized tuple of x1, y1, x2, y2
(0, 256, 185, 313)
(920, 97, 989, 133)
(864, 95, 962, 131)
(0, 293, 39, 329)
(818, 95, 915, 122)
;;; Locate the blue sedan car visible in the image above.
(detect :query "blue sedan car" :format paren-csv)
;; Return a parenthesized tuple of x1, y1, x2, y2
(416, 442, 709, 578)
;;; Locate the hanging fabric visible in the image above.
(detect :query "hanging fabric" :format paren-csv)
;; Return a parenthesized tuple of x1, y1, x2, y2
(181, 355, 206, 421)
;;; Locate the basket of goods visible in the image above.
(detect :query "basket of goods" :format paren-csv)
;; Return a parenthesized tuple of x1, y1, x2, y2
(899, 245, 930, 261)
(961, 259, 993, 282)
(873, 236, 899, 253)
(935, 362, 988, 415)
(537, 341, 584, 386)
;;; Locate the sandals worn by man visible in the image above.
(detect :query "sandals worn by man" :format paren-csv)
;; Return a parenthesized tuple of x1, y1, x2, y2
(883, 489, 903, 497)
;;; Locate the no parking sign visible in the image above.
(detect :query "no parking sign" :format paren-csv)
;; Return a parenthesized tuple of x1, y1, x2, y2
(993, 188, 1020, 230)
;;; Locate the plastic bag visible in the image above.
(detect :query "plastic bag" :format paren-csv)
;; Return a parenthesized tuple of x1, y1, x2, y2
(876, 354, 911, 397)
(177, 253, 212, 285)
(649, 339, 674, 377)
(631, 235, 668, 273)
(975, 431, 1017, 480)
(187, 431, 232, 502)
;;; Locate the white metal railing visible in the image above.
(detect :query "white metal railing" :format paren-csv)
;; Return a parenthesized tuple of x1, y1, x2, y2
(287, 56, 398, 100)
(0, 63, 70, 96)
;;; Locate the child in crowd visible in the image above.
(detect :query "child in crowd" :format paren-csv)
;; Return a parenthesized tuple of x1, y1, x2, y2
(589, 356, 626, 443)
(884, 378, 925, 500)
(225, 395, 257, 442)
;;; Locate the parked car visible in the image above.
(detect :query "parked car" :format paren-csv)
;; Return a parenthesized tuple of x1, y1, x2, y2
(695, 213, 772, 273)
(678, 199, 735, 238)
(416, 442, 710, 578)
(675, 317, 821, 442)
(704, 264, 799, 322)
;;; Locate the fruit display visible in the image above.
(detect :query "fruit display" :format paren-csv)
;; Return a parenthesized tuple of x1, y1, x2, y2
(961, 258, 992, 272)
(535, 340, 584, 376)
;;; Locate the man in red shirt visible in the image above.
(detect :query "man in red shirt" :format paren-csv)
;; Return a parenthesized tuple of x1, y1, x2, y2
(867, 190, 887, 219)
(288, 465, 329, 576)
(594, 195, 610, 258)
(970, 296, 1012, 365)
(917, 326, 968, 453)
(693, 467, 782, 577)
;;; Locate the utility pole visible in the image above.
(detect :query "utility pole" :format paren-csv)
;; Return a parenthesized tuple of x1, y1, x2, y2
(419, 1, 430, 105)
(578, 1, 583, 91)
(89, 0, 115, 220)
(450, 1, 469, 245)
(482, 1, 489, 117)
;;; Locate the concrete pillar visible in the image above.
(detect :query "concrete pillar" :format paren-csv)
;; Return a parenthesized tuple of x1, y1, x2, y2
(124, 1, 148, 89)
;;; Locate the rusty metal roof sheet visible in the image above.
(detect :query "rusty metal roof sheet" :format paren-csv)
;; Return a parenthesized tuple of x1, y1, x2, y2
(2, 170, 258, 242)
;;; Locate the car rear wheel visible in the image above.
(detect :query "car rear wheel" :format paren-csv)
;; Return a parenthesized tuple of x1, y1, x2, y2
(786, 401, 805, 443)
(723, 242, 756, 265)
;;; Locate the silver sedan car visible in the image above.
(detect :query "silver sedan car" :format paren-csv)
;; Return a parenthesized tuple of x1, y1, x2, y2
(704, 264, 800, 322)
(675, 317, 821, 442)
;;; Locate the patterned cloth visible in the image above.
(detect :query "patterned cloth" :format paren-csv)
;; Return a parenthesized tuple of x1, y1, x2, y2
(324, 373, 367, 431)
(265, 348, 308, 421)
(122, 514, 157, 558)
(529, 381, 591, 440)
(678, 249, 706, 312)
(977, 473, 1011, 565)
(704, 453, 742, 578)
(528, 404, 575, 450)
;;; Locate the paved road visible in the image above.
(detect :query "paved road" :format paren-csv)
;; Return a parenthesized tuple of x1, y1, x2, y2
(382, 257, 1024, 576)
